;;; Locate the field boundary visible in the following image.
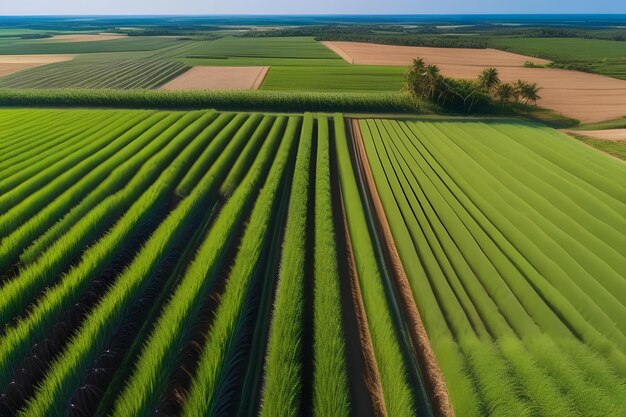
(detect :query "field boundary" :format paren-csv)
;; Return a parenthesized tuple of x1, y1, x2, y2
(252, 66, 270, 89)
(337, 187, 387, 417)
(349, 118, 455, 417)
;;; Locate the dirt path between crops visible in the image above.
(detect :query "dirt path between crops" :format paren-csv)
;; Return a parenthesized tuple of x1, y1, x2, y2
(350, 119, 455, 417)
(0, 55, 75, 77)
(159, 66, 270, 91)
(323, 41, 626, 123)
(563, 128, 626, 142)
(331, 143, 386, 417)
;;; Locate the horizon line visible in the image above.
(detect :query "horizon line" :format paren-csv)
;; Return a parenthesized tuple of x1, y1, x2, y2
(2, 13, 626, 17)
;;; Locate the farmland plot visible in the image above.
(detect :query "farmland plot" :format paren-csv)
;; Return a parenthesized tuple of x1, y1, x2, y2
(0, 108, 434, 417)
(356, 118, 626, 417)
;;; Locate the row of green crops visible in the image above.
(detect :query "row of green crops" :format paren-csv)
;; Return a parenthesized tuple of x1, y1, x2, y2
(0, 88, 418, 113)
(0, 108, 433, 417)
(358, 118, 626, 417)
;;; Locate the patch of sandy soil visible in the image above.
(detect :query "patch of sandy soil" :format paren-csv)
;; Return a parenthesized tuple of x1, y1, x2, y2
(563, 129, 626, 142)
(46, 34, 127, 42)
(323, 41, 626, 123)
(440, 65, 626, 124)
(160, 66, 270, 91)
(0, 55, 75, 77)
(323, 41, 550, 67)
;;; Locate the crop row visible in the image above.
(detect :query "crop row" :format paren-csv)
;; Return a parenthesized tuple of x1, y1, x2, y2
(0, 108, 434, 417)
(357, 118, 626, 417)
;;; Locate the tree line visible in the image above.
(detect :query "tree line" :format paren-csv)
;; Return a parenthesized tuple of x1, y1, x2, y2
(405, 58, 541, 113)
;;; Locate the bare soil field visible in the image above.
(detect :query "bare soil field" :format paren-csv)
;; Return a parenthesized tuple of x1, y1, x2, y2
(160, 66, 269, 91)
(441, 65, 626, 123)
(0, 54, 75, 77)
(46, 33, 127, 42)
(324, 41, 626, 123)
(323, 41, 550, 67)
(563, 128, 626, 142)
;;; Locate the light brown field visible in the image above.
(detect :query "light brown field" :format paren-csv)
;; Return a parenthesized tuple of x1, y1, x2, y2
(322, 41, 550, 67)
(564, 129, 626, 142)
(160, 66, 270, 91)
(46, 34, 127, 43)
(323, 41, 626, 123)
(0, 55, 75, 77)
(439, 65, 626, 123)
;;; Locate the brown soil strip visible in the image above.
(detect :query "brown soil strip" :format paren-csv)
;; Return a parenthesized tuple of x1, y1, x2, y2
(350, 119, 455, 417)
(160, 66, 270, 91)
(0, 63, 39, 77)
(323, 42, 355, 64)
(0, 55, 76, 64)
(251, 66, 270, 89)
(563, 128, 626, 142)
(0, 55, 75, 77)
(322, 41, 549, 67)
(330, 134, 386, 417)
(46, 34, 127, 43)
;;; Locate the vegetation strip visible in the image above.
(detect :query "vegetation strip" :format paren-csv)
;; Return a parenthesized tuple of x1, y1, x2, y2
(311, 116, 351, 417)
(0, 89, 416, 113)
(350, 118, 454, 417)
(334, 114, 417, 417)
(259, 114, 312, 417)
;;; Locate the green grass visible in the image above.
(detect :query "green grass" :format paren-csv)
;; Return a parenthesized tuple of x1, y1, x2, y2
(490, 37, 626, 80)
(568, 134, 626, 160)
(577, 116, 626, 130)
(261, 65, 405, 93)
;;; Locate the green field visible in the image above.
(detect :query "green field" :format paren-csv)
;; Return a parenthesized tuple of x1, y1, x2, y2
(568, 134, 626, 160)
(359, 118, 626, 417)
(0, 107, 434, 417)
(1, 14, 625, 417)
(490, 37, 626, 79)
(0, 36, 408, 92)
(183, 36, 340, 60)
(0, 36, 181, 54)
(1, 106, 624, 417)
(262, 65, 405, 92)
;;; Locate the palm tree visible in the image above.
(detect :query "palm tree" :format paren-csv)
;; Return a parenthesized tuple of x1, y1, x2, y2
(478, 67, 501, 92)
(520, 82, 541, 104)
(513, 79, 529, 102)
(412, 57, 426, 74)
(423, 64, 441, 101)
(405, 57, 427, 98)
(495, 83, 515, 103)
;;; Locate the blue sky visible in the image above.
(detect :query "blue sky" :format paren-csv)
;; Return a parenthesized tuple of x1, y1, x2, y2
(1, 0, 625, 15)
